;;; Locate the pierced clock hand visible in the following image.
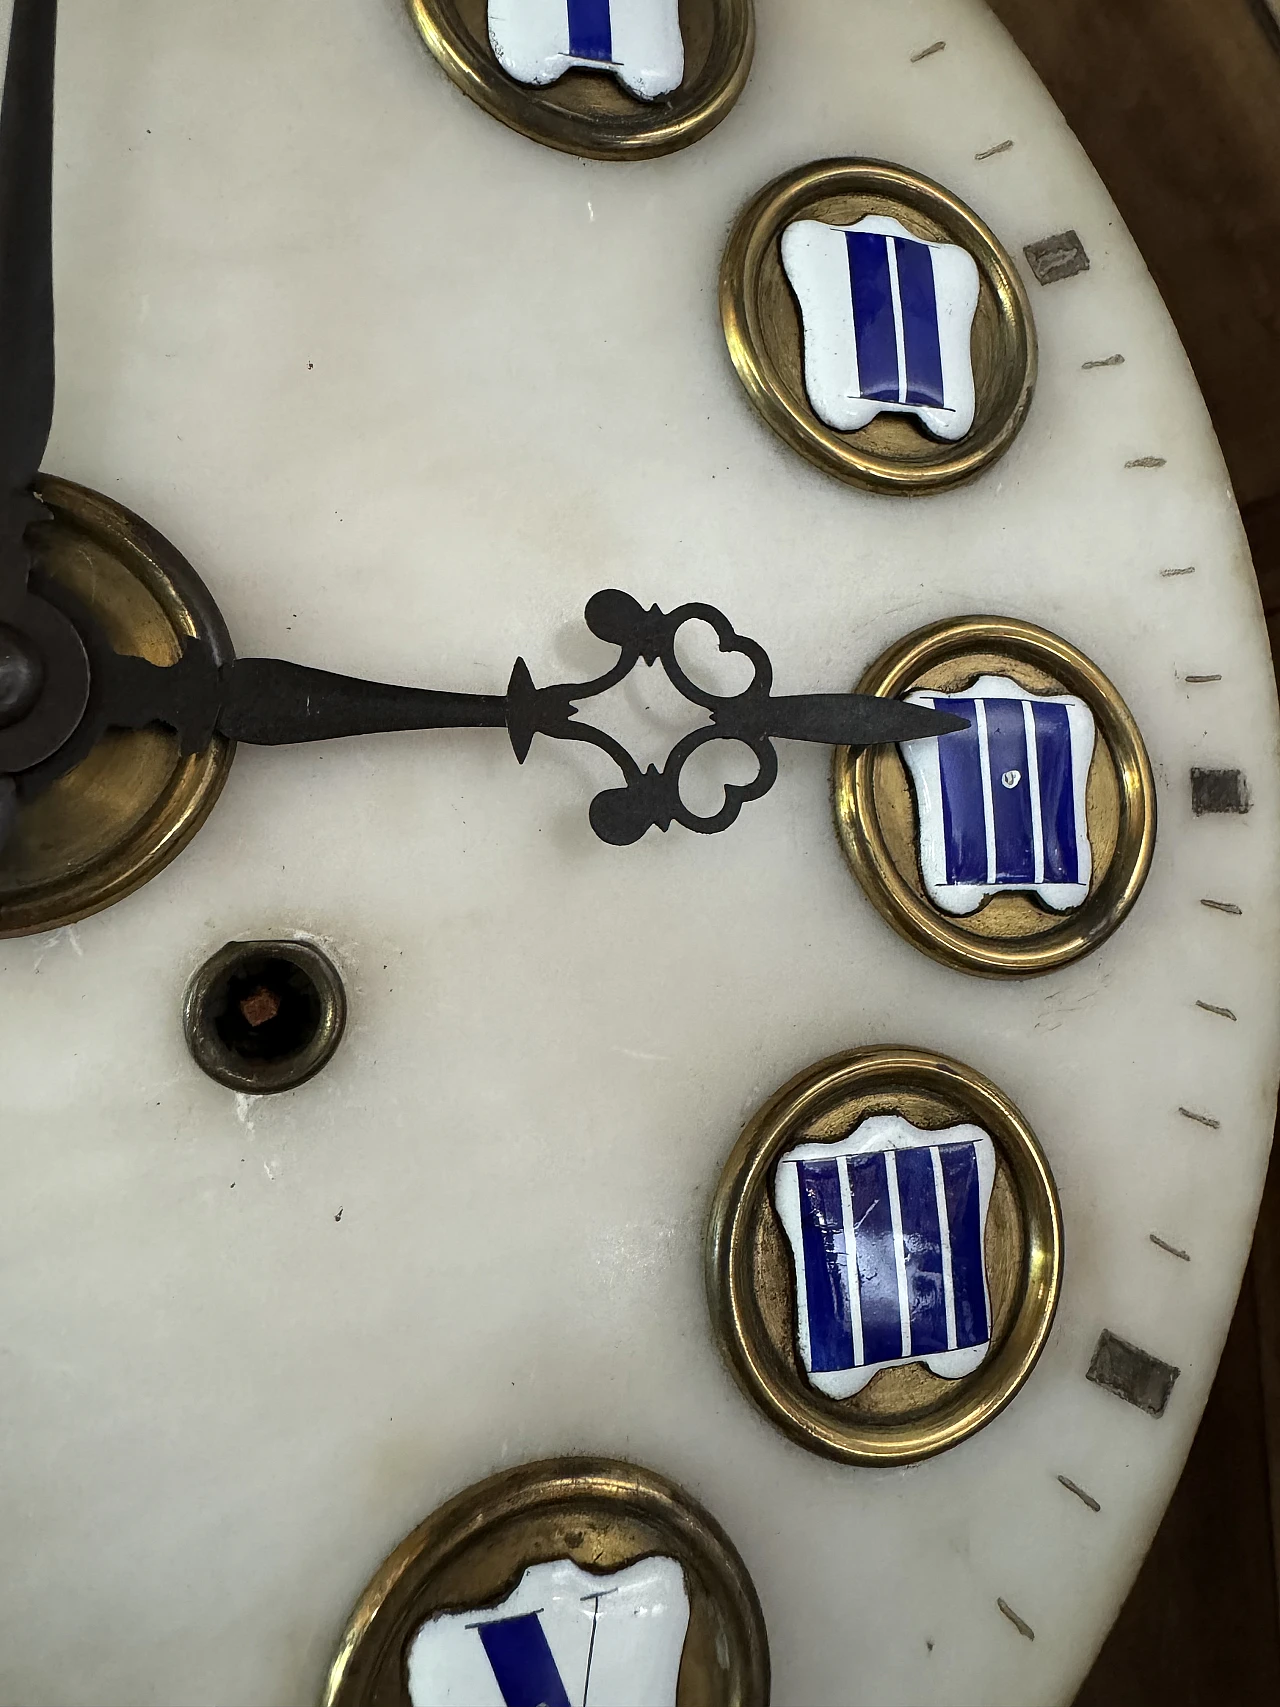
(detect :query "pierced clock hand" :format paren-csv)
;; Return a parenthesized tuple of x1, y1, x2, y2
(85, 588, 965, 845)
(0, 0, 964, 856)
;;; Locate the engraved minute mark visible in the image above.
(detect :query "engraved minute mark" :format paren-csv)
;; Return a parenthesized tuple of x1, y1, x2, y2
(902, 74, 1260, 1684)
(1178, 769, 1253, 1120)
(903, 59, 1261, 1678)
(1028, 235, 1250, 1649)
(1115, 368, 1253, 1383)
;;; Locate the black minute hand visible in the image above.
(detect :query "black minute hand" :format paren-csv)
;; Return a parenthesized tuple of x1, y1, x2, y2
(0, 0, 93, 848)
(0, 0, 56, 616)
(97, 589, 965, 846)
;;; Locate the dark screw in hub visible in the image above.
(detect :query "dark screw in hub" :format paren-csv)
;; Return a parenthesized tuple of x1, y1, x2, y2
(183, 939, 347, 1094)
(0, 622, 43, 727)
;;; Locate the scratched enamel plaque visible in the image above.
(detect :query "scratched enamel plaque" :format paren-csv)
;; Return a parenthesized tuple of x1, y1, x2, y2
(322, 1458, 769, 1707)
(408, 0, 753, 159)
(720, 161, 1035, 493)
(775, 1116, 997, 1400)
(707, 1048, 1062, 1466)
(835, 618, 1155, 977)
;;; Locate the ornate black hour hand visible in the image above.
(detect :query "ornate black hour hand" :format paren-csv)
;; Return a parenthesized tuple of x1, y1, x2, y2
(86, 588, 965, 846)
(0, 4, 964, 857)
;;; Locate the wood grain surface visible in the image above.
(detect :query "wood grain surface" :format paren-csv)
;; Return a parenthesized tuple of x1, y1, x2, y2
(984, 2, 1280, 1700)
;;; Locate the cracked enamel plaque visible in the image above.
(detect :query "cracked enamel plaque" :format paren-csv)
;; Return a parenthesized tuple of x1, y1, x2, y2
(322, 1459, 768, 1707)
(706, 1048, 1063, 1466)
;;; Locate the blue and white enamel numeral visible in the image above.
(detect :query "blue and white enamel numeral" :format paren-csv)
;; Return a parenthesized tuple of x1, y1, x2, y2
(773, 1116, 996, 1400)
(487, 0, 685, 101)
(406, 1555, 689, 1707)
(900, 674, 1096, 916)
(779, 215, 980, 440)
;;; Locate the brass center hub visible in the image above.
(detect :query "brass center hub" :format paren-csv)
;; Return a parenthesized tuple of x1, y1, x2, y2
(0, 476, 235, 939)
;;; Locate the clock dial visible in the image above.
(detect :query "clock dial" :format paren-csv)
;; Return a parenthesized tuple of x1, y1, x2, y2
(1, 3, 1277, 1706)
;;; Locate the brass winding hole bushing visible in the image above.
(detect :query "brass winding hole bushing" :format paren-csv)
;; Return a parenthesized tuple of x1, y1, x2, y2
(183, 939, 348, 1094)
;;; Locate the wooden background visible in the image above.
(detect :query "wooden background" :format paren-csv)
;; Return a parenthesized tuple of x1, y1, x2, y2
(984, 2, 1280, 1700)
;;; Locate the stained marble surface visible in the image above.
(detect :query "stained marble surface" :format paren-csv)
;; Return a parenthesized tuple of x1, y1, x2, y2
(0, 1, 1277, 1705)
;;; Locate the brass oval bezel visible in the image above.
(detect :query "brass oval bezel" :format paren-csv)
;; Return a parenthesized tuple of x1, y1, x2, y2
(0, 477, 234, 940)
(833, 615, 1156, 977)
(720, 159, 1036, 493)
(407, 0, 754, 160)
(322, 1456, 770, 1707)
(706, 1047, 1063, 1467)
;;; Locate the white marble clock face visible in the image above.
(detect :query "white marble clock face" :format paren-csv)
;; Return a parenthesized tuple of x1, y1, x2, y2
(2, 2, 1278, 1706)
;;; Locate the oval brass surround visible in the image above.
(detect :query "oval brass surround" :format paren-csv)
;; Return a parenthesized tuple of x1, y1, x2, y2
(720, 159, 1036, 493)
(834, 616, 1156, 977)
(322, 1456, 770, 1707)
(407, 0, 754, 160)
(706, 1047, 1063, 1467)
(0, 477, 234, 939)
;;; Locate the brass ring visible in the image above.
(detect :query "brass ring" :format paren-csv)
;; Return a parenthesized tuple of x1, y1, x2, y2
(407, 0, 754, 161)
(183, 939, 348, 1095)
(322, 1456, 769, 1706)
(0, 478, 234, 939)
(706, 1047, 1063, 1466)
(720, 159, 1036, 493)
(834, 616, 1156, 976)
